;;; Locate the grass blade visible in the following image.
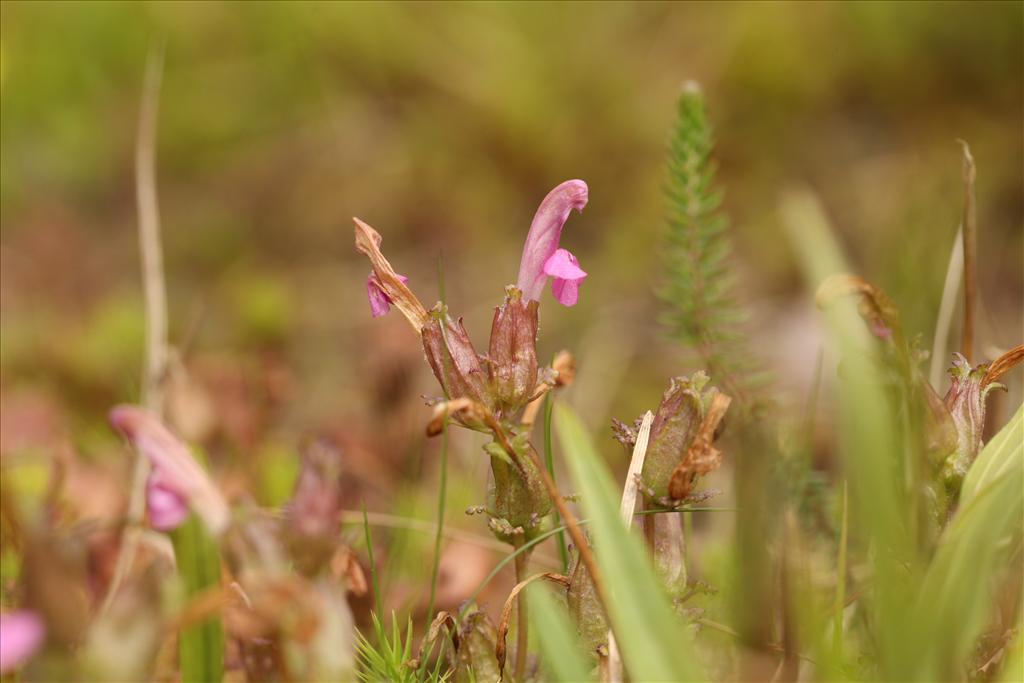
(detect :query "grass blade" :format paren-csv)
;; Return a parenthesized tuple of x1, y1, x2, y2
(961, 403, 1023, 506)
(555, 403, 703, 681)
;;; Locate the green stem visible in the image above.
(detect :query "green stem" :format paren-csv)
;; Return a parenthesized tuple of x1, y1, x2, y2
(171, 515, 224, 683)
(542, 394, 570, 573)
(457, 506, 735, 622)
(833, 481, 848, 657)
(513, 539, 531, 681)
(425, 417, 449, 624)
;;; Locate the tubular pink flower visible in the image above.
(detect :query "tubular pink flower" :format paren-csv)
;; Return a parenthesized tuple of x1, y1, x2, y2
(109, 405, 230, 535)
(0, 610, 45, 674)
(367, 272, 409, 318)
(146, 466, 190, 531)
(516, 180, 589, 305)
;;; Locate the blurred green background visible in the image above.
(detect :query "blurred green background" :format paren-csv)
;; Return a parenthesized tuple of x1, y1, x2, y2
(1, 1, 1021, 581)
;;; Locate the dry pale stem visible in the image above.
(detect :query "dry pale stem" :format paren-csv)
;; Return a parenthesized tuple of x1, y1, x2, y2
(102, 44, 169, 617)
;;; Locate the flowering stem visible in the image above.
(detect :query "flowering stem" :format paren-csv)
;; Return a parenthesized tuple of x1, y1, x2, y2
(481, 412, 609, 632)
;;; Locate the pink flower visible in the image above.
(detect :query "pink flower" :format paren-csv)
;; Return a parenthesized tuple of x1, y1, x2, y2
(367, 272, 410, 317)
(0, 610, 45, 674)
(516, 180, 589, 306)
(146, 466, 190, 531)
(109, 405, 230, 535)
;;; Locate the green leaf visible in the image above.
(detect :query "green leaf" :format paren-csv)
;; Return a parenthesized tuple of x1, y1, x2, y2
(171, 514, 224, 683)
(527, 583, 593, 682)
(555, 404, 703, 682)
(961, 403, 1023, 506)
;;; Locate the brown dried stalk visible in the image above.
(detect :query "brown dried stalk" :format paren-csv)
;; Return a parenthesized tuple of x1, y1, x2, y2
(982, 344, 1024, 388)
(495, 572, 570, 680)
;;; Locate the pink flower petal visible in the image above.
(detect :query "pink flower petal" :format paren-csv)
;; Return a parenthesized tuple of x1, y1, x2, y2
(146, 467, 190, 531)
(366, 272, 408, 318)
(0, 610, 45, 674)
(550, 277, 582, 307)
(516, 180, 588, 302)
(544, 249, 587, 307)
(109, 406, 230, 535)
(542, 248, 587, 280)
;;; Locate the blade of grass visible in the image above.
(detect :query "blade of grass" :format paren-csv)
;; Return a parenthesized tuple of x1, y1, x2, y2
(930, 225, 963, 388)
(362, 504, 383, 618)
(832, 480, 848, 658)
(782, 187, 915, 678)
(543, 394, 570, 573)
(527, 582, 594, 682)
(961, 403, 1023, 506)
(958, 140, 977, 362)
(555, 403, 704, 681)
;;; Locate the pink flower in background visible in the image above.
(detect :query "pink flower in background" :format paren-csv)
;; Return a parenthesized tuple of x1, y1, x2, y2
(109, 405, 230, 535)
(0, 610, 45, 674)
(516, 179, 589, 306)
(146, 466, 190, 531)
(366, 272, 409, 317)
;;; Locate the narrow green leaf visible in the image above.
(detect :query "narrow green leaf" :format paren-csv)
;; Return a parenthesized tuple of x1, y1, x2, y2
(555, 404, 703, 682)
(527, 583, 593, 682)
(961, 403, 1023, 505)
(171, 514, 224, 683)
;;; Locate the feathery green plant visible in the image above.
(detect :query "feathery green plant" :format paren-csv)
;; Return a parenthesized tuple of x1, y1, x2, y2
(660, 82, 761, 402)
(356, 613, 449, 683)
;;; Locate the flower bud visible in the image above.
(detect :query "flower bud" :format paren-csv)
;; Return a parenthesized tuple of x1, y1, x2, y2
(422, 306, 492, 408)
(486, 431, 551, 543)
(488, 286, 539, 414)
(640, 373, 713, 502)
(941, 353, 1000, 490)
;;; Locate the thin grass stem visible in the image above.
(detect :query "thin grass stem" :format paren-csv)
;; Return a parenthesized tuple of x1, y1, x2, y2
(542, 394, 570, 573)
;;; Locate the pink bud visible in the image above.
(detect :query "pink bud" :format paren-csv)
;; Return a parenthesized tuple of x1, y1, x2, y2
(109, 405, 229, 535)
(0, 610, 45, 674)
(367, 272, 409, 318)
(516, 180, 588, 305)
